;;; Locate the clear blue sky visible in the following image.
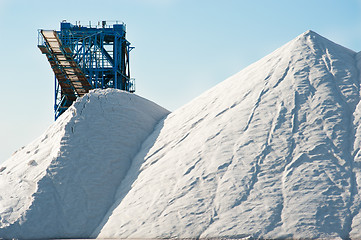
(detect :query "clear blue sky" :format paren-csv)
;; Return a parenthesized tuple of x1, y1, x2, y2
(1, 0, 361, 163)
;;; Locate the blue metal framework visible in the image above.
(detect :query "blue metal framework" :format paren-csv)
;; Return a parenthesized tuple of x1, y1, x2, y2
(38, 21, 135, 120)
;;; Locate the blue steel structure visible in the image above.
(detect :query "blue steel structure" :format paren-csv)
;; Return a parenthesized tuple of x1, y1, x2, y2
(38, 21, 135, 120)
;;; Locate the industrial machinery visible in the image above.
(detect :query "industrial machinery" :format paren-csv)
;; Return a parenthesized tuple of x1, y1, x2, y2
(38, 21, 135, 120)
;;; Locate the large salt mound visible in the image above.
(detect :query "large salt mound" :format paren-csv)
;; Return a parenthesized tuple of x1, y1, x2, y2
(2, 30, 361, 239)
(94, 31, 361, 239)
(0, 89, 170, 239)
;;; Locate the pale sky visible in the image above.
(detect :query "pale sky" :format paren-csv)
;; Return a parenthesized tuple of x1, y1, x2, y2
(1, 0, 361, 162)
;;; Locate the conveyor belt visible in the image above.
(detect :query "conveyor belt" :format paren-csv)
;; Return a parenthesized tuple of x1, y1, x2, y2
(38, 30, 92, 99)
